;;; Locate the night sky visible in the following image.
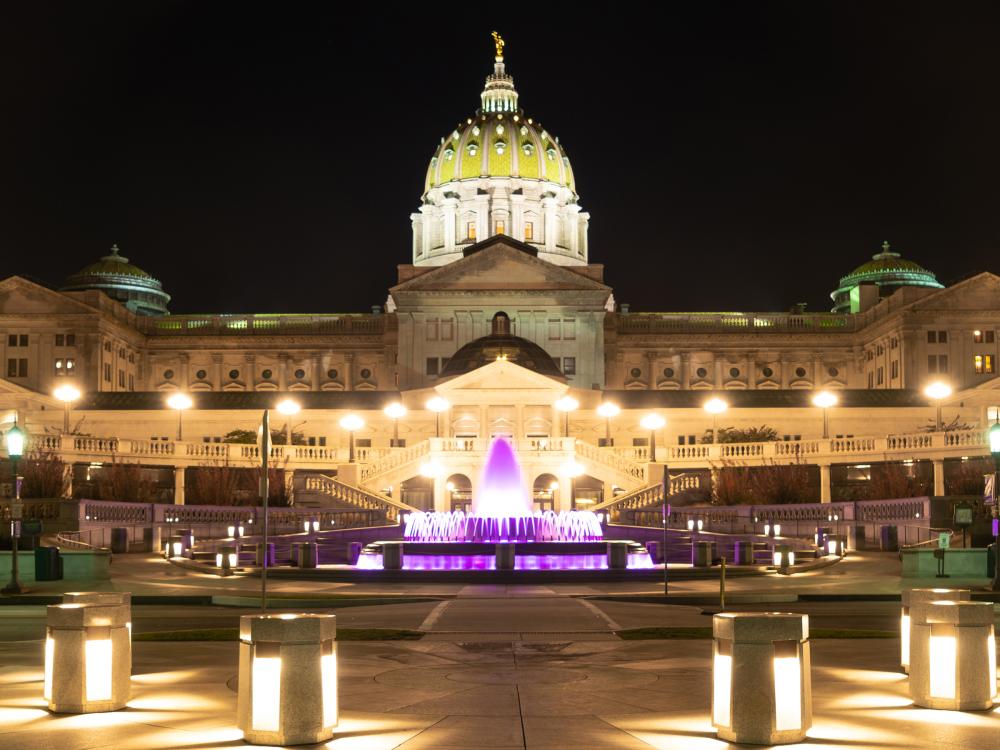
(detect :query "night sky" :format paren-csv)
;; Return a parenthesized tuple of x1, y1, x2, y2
(3, 3, 999, 315)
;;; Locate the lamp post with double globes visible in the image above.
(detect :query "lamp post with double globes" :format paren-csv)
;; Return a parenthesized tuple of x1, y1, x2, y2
(703, 397, 728, 444)
(384, 402, 407, 447)
(2, 420, 26, 595)
(339, 414, 364, 463)
(425, 396, 449, 439)
(924, 381, 953, 432)
(554, 396, 579, 440)
(166, 392, 193, 441)
(640, 413, 666, 463)
(276, 398, 301, 446)
(597, 402, 620, 447)
(53, 384, 81, 435)
(811, 390, 838, 439)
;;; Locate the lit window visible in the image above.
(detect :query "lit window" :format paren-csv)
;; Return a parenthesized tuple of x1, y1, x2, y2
(467, 142, 478, 156)
(524, 222, 533, 241)
(975, 355, 984, 373)
(987, 355, 994, 374)
(974, 330, 983, 343)
(467, 222, 477, 241)
(495, 221, 505, 235)
(562, 357, 576, 376)
(55, 334, 65, 347)
(495, 141, 505, 155)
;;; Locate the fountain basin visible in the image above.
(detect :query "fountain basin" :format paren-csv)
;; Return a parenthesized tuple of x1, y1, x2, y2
(403, 510, 603, 543)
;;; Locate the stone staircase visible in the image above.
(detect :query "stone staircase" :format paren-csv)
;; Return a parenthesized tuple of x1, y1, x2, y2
(300, 474, 418, 522)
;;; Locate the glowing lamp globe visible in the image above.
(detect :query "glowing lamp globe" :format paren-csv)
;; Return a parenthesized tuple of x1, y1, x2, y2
(704, 397, 728, 415)
(166, 393, 192, 411)
(640, 413, 665, 431)
(383, 402, 407, 420)
(54, 384, 82, 404)
(811, 391, 838, 409)
(555, 395, 579, 413)
(597, 402, 620, 419)
(425, 396, 449, 413)
(990, 422, 1000, 454)
(276, 399, 300, 416)
(5, 423, 25, 458)
(338, 414, 364, 431)
(923, 382, 952, 401)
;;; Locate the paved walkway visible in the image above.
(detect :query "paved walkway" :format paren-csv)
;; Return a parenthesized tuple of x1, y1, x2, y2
(1, 637, 997, 749)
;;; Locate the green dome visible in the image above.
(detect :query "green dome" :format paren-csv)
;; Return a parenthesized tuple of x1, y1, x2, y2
(62, 244, 171, 316)
(831, 241, 943, 313)
(423, 51, 574, 196)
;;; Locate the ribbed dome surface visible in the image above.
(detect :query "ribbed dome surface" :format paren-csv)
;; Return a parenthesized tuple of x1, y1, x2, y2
(830, 242, 943, 313)
(62, 244, 171, 316)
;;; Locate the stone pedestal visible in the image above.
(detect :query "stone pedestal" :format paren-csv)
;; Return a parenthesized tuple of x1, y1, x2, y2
(733, 540, 754, 565)
(45, 602, 131, 713)
(909, 600, 996, 710)
(382, 542, 403, 570)
(62, 592, 132, 676)
(900, 588, 970, 673)
(496, 543, 515, 570)
(237, 613, 338, 745)
(773, 545, 793, 574)
(297, 542, 318, 569)
(607, 541, 629, 570)
(691, 541, 712, 567)
(712, 612, 812, 745)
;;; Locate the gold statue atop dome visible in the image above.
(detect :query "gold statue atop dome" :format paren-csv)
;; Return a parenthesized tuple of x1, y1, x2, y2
(492, 31, 505, 60)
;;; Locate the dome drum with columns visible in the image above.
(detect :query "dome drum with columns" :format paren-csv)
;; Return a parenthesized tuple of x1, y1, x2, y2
(412, 35, 589, 268)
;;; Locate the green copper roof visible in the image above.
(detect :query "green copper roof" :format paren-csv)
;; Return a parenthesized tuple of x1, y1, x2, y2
(66, 244, 157, 281)
(62, 244, 171, 316)
(831, 241, 943, 313)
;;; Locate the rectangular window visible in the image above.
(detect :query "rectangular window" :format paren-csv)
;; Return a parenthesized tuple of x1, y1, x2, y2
(975, 355, 984, 374)
(938, 330, 948, 343)
(524, 222, 533, 241)
(128, 374, 134, 391)
(118, 370, 125, 387)
(562, 319, 576, 340)
(890, 360, 898, 379)
(876, 367, 884, 385)
(939, 354, 948, 372)
(440, 319, 453, 340)
(19, 334, 27, 347)
(104, 363, 112, 382)
(928, 355, 937, 373)
(876, 344, 884, 356)
(467, 222, 476, 240)
(66, 334, 75, 346)
(426, 357, 439, 377)
(868, 371, 874, 388)
(6, 359, 15, 377)
(495, 221, 505, 235)
(17, 359, 27, 377)
(548, 319, 561, 340)
(891, 337, 898, 349)
(988, 331, 996, 343)
(54, 358, 64, 375)
(7, 334, 15, 347)
(987, 355, 994, 374)
(974, 330, 984, 343)
(632, 437, 649, 447)
(426, 318, 439, 341)
(128, 353, 134, 363)
(55, 334, 65, 347)
(562, 356, 576, 376)
(678, 435, 686, 445)
(927, 331, 936, 344)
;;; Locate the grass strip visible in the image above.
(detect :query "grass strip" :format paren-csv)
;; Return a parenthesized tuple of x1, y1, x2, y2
(616, 627, 896, 640)
(134, 627, 424, 642)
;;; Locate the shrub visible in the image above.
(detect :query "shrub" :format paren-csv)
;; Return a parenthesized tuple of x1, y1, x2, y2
(17, 450, 68, 499)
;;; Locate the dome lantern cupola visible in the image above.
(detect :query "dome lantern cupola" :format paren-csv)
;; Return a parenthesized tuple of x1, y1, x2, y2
(412, 33, 590, 269)
(62, 244, 171, 316)
(830, 241, 944, 314)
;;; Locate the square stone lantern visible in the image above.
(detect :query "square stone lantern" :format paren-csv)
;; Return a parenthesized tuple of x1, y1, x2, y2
(712, 612, 812, 745)
(900, 588, 970, 673)
(44, 603, 131, 713)
(62, 592, 132, 674)
(909, 600, 997, 711)
(237, 613, 338, 745)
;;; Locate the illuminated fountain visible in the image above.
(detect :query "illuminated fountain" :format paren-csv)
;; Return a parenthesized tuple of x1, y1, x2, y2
(403, 437, 603, 543)
(357, 438, 653, 571)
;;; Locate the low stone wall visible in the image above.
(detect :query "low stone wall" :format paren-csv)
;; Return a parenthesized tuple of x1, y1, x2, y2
(0, 548, 112, 581)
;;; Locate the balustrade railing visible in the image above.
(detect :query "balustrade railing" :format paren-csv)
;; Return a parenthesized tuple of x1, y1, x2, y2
(303, 474, 415, 521)
(573, 440, 647, 483)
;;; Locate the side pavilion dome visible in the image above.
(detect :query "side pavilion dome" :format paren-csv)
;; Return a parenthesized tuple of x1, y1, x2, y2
(830, 241, 944, 313)
(440, 312, 565, 380)
(62, 244, 171, 316)
(412, 33, 589, 269)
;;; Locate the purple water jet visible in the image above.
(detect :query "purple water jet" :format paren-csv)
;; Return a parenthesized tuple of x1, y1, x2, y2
(472, 437, 532, 517)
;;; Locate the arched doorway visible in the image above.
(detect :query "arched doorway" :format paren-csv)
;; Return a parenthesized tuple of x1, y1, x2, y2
(533, 473, 559, 512)
(446, 473, 472, 512)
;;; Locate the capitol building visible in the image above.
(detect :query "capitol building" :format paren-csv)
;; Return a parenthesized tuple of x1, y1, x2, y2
(2, 38, 999, 511)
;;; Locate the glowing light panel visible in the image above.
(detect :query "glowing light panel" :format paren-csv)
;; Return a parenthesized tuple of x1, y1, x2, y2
(85, 638, 112, 702)
(43, 636, 53, 701)
(251, 655, 281, 732)
(929, 634, 956, 699)
(713, 650, 732, 727)
(321, 652, 337, 728)
(901, 613, 910, 668)
(773, 656, 802, 731)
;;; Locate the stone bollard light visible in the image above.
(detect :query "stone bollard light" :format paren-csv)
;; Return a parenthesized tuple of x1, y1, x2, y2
(909, 600, 997, 711)
(900, 588, 970, 673)
(712, 612, 812, 745)
(237, 613, 338, 745)
(772, 545, 794, 575)
(45, 603, 130, 713)
(62, 592, 132, 675)
(216, 545, 239, 576)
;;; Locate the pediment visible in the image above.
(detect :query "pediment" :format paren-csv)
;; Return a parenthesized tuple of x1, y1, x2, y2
(905, 273, 1000, 313)
(434, 360, 568, 404)
(0, 276, 100, 316)
(391, 241, 611, 294)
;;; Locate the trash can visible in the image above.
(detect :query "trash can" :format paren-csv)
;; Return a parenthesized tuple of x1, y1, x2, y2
(35, 546, 63, 581)
(256, 542, 276, 567)
(733, 540, 754, 566)
(382, 542, 403, 570)
(853, 525, 868, 551)
(110, 527, 129, 555)
(880, 525, 898, 552)
(297, 542, 318, 569)
(607, 541, 629, 570)
(692, 541, 713, 567)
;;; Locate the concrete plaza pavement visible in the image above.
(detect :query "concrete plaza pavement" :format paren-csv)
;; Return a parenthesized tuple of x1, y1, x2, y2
(2, 635, 999, 749)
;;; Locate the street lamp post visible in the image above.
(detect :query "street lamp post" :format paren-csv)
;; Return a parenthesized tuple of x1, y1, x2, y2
(3, 419, 26, 595)
(53, 384, 81, 435)
(597, 402, 620, 447)
(384, 402, 407, 447)
(640, 413, 666, 463)
(339, 414, 364, 463)
(554, 396, 579, 439)
(811, 390, 838, 439)
(166, 393, 193, 441)
(703, 397, 728, 444)
(276, 398, 301, 447)
(924, 381, 953, 432)
(989, 420, 1000, 591)
(426, 397, 449, 439)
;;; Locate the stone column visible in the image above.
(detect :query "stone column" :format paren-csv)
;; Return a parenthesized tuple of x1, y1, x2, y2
(441, 197, 457, 254)
(645, 351, 657, 390)
(542, 195, 558, 254)
(932, 459, 945, 496)
(278, 354, 289, 391)
(433, 475, 448, 512)
(312, 353, 321, 391)
(681, 353, 691, 389)
(480, 405, 490, 439)
(245, 354, 256, 391)
(173, 467, 185, 505)
(556, 473, 573, 512)
(714, 358, 723, 388)
(212, 354, 223, 391)
(344, 353, 354, 391)
(819, 464, 831, 504)
(179, 354, 190, 389)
